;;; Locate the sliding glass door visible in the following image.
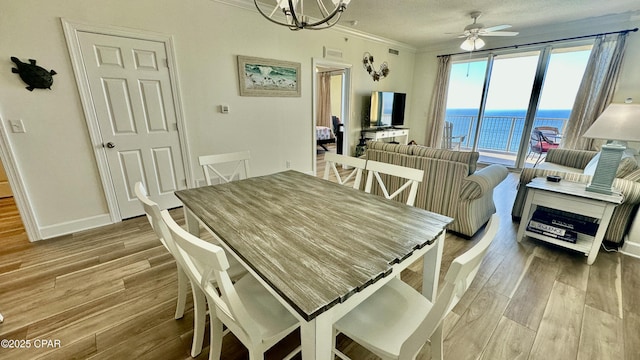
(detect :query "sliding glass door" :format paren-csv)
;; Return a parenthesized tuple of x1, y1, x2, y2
(445, 43, 592, 169)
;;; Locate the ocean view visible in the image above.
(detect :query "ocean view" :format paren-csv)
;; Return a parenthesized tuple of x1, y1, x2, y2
(445, 108, 571, 152)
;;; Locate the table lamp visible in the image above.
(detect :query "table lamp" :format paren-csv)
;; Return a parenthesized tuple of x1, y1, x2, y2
(582, 103, 640, 194)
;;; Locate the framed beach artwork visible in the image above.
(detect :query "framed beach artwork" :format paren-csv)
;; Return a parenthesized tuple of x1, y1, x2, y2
(237, 55, 301, 97)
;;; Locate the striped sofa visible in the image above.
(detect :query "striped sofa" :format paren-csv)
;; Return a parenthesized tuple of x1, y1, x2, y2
(512, 148, 640, 246)
(366, 141, 508, 237)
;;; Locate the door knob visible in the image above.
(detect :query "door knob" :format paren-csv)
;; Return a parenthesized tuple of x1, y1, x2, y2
(105, 142, 115, 149)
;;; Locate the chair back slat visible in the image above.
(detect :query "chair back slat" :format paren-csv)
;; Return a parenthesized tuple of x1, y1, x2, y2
(134, 182, 175, 254)
(198, 150, 251, 185)
(400, 214, 500, 358)
(160, 211, 262, 342)
(364, 160, 424, 206)
(323, 153, 366, 189)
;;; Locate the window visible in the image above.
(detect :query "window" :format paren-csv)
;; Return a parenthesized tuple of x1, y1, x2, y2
(444, 44, 592, 168)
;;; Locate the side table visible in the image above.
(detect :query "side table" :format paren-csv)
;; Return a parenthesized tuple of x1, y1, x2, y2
(517, 177, 623, 265)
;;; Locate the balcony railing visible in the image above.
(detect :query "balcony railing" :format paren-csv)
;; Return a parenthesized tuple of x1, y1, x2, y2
(445, 115, 568, 153)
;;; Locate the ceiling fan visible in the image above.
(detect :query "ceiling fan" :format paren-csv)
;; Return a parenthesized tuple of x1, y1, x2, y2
(458, 11, 519, 51)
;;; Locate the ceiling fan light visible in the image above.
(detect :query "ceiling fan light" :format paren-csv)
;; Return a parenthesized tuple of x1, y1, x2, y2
(460, 37, 485, 51)
(460, 38, 475, 51)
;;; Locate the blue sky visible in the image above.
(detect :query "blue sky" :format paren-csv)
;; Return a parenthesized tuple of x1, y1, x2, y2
(447, 49, 591, 110)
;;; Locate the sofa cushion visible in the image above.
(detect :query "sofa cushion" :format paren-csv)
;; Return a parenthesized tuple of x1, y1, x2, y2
(618, 149, 638, 177)
(545, 148, 598, 169)
(410, 146, 479, 175)
(366, 141, 479, 175)
(624, 168, 640, 182)
(367, 141, 413, 155)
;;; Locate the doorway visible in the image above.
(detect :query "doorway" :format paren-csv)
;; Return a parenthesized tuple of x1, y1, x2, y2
(0, 157, 25, 236)
(63, 19, 192, 221)
(312, 58, 352, 175)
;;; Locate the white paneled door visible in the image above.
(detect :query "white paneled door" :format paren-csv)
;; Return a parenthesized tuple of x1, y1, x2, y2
(78, 32, 186, 219)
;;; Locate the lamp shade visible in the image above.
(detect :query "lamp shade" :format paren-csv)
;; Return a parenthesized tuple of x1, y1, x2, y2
(582, 104, 640, 142)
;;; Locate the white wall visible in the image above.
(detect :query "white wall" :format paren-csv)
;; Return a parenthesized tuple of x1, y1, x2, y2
(330, 74, 343, 118)
(408, 12, 640, 145)
(0, 0, 417, 239)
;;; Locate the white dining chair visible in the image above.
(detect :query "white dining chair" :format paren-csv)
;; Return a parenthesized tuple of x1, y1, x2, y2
(161, 211, 301, 360)
(198, 150, 251, 185)
(333, 214, 500, 360)
(323, 152, 367, 189)
(364, 160, 424, 206)
(134, 182, 246, 357)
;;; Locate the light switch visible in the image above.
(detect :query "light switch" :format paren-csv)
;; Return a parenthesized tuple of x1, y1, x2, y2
(220, 105, 230, 114)
(10, 119, 26, 133)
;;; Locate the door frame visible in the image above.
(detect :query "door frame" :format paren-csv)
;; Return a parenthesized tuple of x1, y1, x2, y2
(62, 18, 192, 222)
(0, 118, 40, 240)
(312, 58, 352, 175)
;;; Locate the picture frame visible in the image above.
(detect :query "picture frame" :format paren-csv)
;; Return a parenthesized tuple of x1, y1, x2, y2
(237, 55, 301, 97)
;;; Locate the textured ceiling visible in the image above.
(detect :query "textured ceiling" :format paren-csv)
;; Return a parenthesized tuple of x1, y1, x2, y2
(254, 0, 640, 49)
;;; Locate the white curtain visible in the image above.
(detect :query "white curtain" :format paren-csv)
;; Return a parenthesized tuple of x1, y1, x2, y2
(316, 72, 332, 129)
(562, 32, 629, 150)
(426, 55, 451, 148)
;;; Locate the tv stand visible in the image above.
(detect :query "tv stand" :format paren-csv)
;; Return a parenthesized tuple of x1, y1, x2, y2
(362, 128, 409, 145)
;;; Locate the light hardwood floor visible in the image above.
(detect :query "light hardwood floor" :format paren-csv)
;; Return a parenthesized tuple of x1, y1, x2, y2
(0, 162, 639, 359)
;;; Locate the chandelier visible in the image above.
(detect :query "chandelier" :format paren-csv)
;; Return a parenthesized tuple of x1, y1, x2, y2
(254, 0, 352, 30)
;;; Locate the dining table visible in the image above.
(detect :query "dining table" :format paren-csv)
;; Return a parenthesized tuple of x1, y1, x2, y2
(175, 170, 453, 360)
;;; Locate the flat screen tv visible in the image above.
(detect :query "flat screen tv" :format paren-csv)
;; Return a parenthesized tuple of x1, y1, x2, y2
(369, 91, 406, 128)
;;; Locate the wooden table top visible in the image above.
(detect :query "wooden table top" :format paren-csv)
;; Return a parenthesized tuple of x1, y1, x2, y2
(175, 170, 452, 321)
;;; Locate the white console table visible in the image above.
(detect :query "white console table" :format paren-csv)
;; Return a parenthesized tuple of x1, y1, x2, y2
(362, 128, 409, 145)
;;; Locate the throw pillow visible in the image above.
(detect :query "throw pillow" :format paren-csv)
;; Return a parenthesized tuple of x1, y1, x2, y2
(617, 148, 638, 177)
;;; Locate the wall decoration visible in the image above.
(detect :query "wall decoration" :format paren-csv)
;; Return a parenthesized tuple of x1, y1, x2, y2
(362, 52, 389, 81)
(237, 55, 301, 97)
(11, 57, 57, 91)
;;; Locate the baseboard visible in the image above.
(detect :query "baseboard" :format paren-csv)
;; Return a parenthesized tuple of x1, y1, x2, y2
(621, 237, 640, 259)
(38, 214, 113, 240)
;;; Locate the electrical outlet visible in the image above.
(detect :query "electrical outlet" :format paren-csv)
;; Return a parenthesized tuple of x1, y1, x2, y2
(286, 160, 291, 169)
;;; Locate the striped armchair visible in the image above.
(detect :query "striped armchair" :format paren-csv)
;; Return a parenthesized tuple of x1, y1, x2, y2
(512, 148, 640, 246)
(366, 141, 508, 237)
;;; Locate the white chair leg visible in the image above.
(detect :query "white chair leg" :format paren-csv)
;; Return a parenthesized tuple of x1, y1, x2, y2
(0, 312, 3, 323)
(174, 265, 189, 320)
(431, 324, 444, 360)
(208, 314, 224, 360)
(191, 286, 207, 357)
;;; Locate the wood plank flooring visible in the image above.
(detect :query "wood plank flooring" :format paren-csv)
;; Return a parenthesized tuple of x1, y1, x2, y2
(1, 156, 639, 359)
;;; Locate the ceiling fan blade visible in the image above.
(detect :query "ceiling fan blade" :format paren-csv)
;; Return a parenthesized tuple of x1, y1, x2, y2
(483, 24, 512, 32)
(481, 31, 519, 37)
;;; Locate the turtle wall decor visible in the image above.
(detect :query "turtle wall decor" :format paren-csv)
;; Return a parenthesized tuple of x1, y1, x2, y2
(11, 57, 57, 91)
